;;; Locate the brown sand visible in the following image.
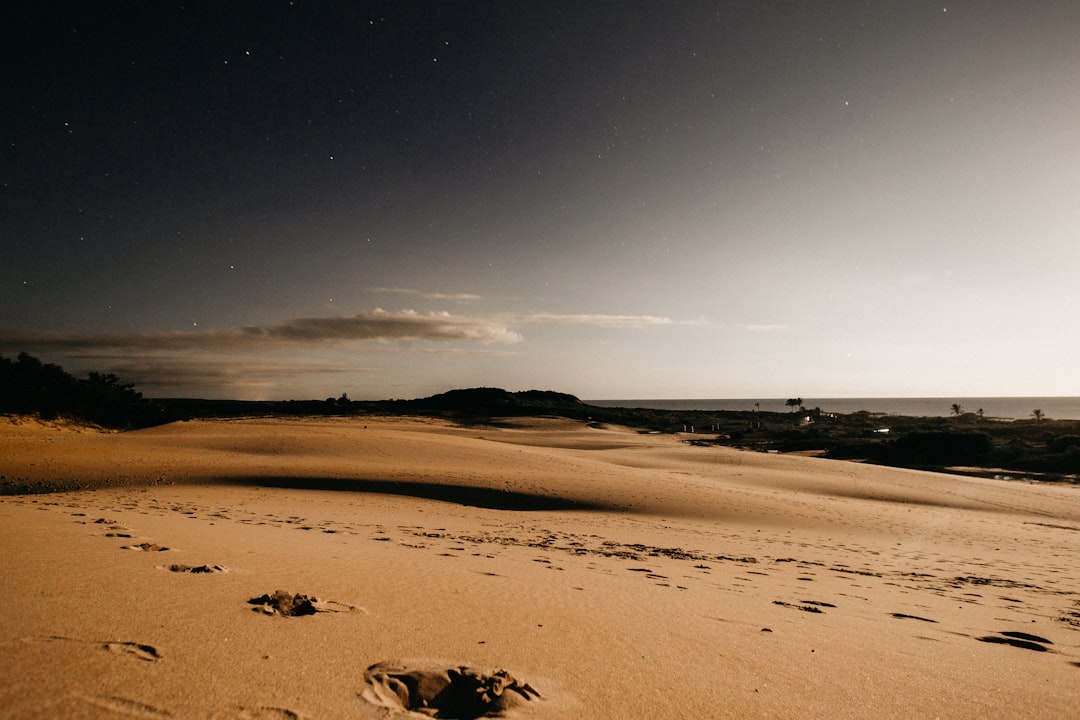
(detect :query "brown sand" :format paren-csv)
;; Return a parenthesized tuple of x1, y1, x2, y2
(1, 415, 1079, 718)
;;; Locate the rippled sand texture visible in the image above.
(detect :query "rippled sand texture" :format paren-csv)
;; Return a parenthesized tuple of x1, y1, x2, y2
(2, 416, 1079, 718)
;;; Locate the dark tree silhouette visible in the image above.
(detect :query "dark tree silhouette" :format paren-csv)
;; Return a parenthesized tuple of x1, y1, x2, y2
(0, 353, 164, 428)
(888, 430, 993, 467)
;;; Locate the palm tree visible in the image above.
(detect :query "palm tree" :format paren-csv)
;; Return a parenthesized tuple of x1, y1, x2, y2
(1032, 408, 1044, 422)
(785, 398, 798, 412)
(950, 403, 963, 417)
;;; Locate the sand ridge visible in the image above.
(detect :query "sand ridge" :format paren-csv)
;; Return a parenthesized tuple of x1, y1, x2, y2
(1, 416, 1079, 718)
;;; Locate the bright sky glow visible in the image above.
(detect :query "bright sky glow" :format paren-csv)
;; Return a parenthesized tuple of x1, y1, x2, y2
(2, 1, 1078, 400)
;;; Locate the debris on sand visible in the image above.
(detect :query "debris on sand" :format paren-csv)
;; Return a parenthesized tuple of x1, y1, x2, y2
(361, 660, 541, 718)
(249, 590, 320, 616)
(168, 563, 228, 574)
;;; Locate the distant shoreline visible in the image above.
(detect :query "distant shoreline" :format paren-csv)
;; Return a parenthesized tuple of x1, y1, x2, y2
(587, 397, 1080, 421)
(4, 378, 1079, 486)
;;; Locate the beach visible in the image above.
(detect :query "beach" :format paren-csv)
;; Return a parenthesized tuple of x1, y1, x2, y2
(2, 415, 1079, 719)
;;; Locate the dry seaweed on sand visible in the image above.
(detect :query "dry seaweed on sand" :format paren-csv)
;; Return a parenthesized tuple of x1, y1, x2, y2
(361, 661, 541, 718)
(248, 590, 321, 616)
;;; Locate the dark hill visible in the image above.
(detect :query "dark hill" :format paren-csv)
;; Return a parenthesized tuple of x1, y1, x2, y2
(5, 352, 1077, 485)
(402, 387, 585, 417)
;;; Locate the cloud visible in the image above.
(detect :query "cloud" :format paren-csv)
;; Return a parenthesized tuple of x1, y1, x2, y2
(0, 310, 686, 359)
(243, 310, 521, 344)
(512, 313, 674, 328)
(0, 308, 683, 398)
(740, 323, 786, 332)
(369, 287, 483, 301)
(0, 309, 523, 353)
(79, 357, 368, 396)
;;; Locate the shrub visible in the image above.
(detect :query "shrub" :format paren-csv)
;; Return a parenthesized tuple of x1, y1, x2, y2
(1048, 435, 1080, 453)
(0, 353, 165, 428)
(886, 431, 994, 467)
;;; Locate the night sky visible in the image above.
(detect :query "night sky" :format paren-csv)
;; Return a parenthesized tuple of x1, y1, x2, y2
(3, 1, 1079, 400)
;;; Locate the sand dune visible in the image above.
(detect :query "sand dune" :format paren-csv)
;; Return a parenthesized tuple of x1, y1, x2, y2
(2, 415, 1079, 718)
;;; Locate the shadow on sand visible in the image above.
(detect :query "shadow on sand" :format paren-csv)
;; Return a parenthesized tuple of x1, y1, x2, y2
(229, 476, 611, 512)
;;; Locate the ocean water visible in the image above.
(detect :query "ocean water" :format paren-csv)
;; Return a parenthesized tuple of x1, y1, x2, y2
(586, 397, 1080, 421)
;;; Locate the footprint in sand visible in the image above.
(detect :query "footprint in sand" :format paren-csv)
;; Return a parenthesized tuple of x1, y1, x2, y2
(165, 563, 228, 574)
(74, 694, 171, 717)
(248, 590, 359, 617)
(220, 707, 307, 719)
(105, 641, 163, 662)
(92, 518, 136, 536)
(24, 635, 162, 662)
(122, 542, 170, 552)
(773, 600, 826, 613)
(361, 660, 541, 719)
(890, 613, 939, 623)
(977, 630, 1055, 652)
(801, 600, 836, 608)
(1060, 608, 1080, 628)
